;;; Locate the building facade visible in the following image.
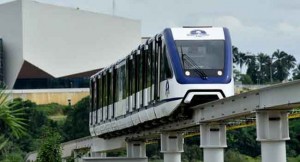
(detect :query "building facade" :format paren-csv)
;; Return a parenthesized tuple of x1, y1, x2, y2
(0, 0, 141, 89)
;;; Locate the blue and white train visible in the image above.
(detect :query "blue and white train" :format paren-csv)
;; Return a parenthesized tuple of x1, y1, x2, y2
(90, 27, 234, 138)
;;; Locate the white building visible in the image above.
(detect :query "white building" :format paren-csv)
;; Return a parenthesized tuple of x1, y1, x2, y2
(0, 0, 141, 89)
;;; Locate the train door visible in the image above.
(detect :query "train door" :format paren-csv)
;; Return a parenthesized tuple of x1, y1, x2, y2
(159, 37, 169, 101)
(126, 57, 132, 113)
(136, 49, 142, 109)
(121, 63, 127, 115)
(103, 72, 108, 121)
(107, 68, 113, 120)
(155, 35, 162, 101)
(143, 45, 150, 107)
(93, 78, 97, 125)
(113, 67, 117, 118)
(146, 43, 152, 106)
(150, 41, 155, 104)
(115, 64, 121, 117)
(98, 75, 103, 122)
(128, 54, 135, 112)
(89, 79, 94, 126)
(132, 53, 137, 111)
(140, 46, 147, 108)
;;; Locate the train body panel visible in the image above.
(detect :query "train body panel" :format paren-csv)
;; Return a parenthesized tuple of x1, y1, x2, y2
(89, 27, 234, 138)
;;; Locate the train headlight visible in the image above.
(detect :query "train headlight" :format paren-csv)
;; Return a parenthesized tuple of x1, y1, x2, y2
(185, 71, 191, 76)
(217, 70, 223, 76)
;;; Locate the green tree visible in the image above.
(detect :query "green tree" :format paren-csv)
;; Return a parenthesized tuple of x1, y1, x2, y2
(225, 150, 249, 162)
(272, 49, 296, 82)
(182, 144, 203, 162)
(0, 87, 26, 150)
(227, 127, 260, 157)
(256, 53, 272, 84)
(246, 56, 259, 84)
(292, 64, 300, 80)
(0, 141, 24, 162)
(63, 96, 90, 141)
(240, 74, 253, 84)
(36, 127, 62, 162)
(232, 46, 247, 72)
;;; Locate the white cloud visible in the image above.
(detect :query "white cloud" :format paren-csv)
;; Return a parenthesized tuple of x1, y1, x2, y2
(277, 22, 300, 35)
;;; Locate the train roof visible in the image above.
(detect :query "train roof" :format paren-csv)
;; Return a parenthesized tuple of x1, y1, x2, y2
(90, 26, 227, 80)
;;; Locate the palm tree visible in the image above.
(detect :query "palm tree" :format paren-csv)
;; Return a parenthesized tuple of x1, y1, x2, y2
(246, 56, 259, 84)
(256, 53, 272, 84)
(293, 64, 300, 80)
(272, 50, 296, 82)
(0, 86, 26, 150)
(232, 46, 246, 71)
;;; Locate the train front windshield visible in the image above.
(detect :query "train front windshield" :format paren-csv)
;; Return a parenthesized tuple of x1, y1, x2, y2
(175, 40, 225, 77)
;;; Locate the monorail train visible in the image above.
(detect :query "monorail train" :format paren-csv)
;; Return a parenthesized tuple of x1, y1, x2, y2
(90, 27, 234, 138)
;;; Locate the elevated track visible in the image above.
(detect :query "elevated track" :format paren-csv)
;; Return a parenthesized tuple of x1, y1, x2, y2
(26, 80, 300, 162)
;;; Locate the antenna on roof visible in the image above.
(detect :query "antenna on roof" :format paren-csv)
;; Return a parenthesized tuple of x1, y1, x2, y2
(112, 0, 115, 16)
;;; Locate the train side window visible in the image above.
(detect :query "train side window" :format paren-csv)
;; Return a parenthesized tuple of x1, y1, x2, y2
(110, 70, 114, 118)
(160, 44, 165, 81)
(147, 44, 152, 88)
(132, 54, 136, 109)
(122, 65, 126, 99)
(113, 69, 116, 118)
(142, 48, 147, 90)
(103, 74, 107, 119)
(126, 58, 130, 112)
(126, 59, 129, 98)
(98, 75, 103, 121)
(118, 66, 123, 101)
(164, 45, 172, 79)
(160, 44, 172, 80)
(136, 52, 140, 93)
(90, 79, 94, 125)
(151, 42, 156, 101)
(155, 36, 162, 100)
(114, 68, 119, 103)
(107, 72, 111, 119)
(93, 79, 97, 123)
(95, 77, 99, 123)
(127, 58, 131, 97)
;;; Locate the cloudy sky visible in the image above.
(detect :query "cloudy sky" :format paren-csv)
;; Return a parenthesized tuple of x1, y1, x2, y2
(1, 0, 300, 62)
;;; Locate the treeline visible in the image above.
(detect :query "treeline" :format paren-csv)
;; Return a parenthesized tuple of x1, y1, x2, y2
(0, 97, 90, 162)
(233, 47, 300, 84)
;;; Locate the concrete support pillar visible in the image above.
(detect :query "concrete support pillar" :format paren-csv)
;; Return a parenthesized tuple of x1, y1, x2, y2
(200, 124, 227, 162)
(160, 132, 184, 162)
(127, 140, 146, 158)
(256, 110, 290, 162)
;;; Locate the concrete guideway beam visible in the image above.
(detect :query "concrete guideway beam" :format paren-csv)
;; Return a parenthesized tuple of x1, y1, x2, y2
(200, 124, 227, 162)
(160, 132, 184, 162)
(256, 110, 289, 162)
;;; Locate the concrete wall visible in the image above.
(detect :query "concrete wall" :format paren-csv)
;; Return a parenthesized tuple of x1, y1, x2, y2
(10, 88, 89, 105)
(0, 0, 23, 88)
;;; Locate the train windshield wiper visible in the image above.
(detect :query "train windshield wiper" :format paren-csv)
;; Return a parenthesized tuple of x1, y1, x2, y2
(181, 54, 207, 80)
(180, 46, 207, 80)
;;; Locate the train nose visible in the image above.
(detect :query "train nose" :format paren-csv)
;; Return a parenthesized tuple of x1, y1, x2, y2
(183, 91, 224, 107)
